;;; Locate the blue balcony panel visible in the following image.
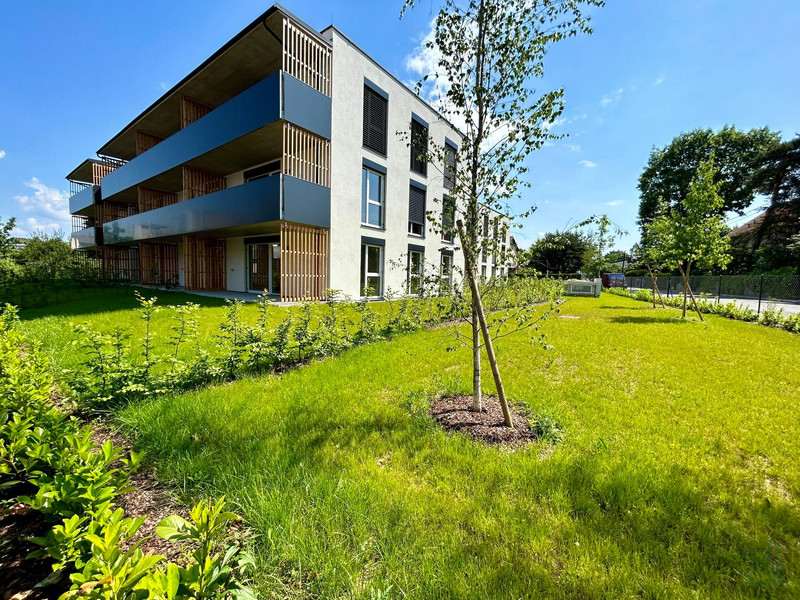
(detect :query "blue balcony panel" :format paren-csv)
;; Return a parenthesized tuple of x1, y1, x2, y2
(69, 185, 100, 216)
(101, 71, 331, 201)
(103, 175, 329, 245)
(71, 226, 102, 249)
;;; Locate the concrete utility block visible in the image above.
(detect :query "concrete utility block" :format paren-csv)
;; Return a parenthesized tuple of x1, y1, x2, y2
(562, 278, 602, 298)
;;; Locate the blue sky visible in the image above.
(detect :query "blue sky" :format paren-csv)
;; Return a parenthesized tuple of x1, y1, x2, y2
(1, 0, 798, 249)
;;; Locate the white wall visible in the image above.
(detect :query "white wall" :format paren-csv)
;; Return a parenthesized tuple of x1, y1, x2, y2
(226, 236, 247, 292)
(323, 27, 465, 298)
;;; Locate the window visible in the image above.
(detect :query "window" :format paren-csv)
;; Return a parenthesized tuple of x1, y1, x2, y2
(442, 196, 455, 242)
(444, 143, 456, 190)
(361, 167, 385, 227)
(483, 213, 490, 237)
(481, 265, 487, 281)
(410, 118, 428, 176)
(408, 250, 424, 295)
(440, 253, 453, 295)
(363, 85, 388, 155)
(360, 244, 384, 297)
(408, 184, 426, 237)
(244, 160, 281, 182)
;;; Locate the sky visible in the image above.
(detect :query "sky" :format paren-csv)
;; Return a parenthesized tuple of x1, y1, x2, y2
(0, 0, 798, 249)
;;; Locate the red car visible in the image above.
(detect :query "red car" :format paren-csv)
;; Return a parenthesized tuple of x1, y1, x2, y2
(602, 273, 627, 288)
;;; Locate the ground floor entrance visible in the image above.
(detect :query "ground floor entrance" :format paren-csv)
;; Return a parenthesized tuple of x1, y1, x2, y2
(247, 242, 281, 295)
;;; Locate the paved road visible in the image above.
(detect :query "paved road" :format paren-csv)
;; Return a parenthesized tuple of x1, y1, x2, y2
(629, 288, 800, 315)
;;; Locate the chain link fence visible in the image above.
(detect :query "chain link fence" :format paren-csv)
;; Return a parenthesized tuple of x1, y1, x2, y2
(626, 273, 800, 314)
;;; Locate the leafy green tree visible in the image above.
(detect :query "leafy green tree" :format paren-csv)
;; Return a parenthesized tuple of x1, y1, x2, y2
(637, 126, 781, 233)
(521, 231, 589, 275)
(646, 157, 731, 319)
(579, 215, 625, 278)
(0, 216, 17, 259)
(402, 0, 600, 424)
(15, 231, 74, 280)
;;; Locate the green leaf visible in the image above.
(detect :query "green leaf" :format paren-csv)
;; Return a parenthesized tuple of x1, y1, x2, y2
(155, 515, 193, 541)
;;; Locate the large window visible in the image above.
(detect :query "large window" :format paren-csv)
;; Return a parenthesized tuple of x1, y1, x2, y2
(408, 184, 426, 237)
(444, 142, 456, 190)
(360, 243, 384, 297)
(408, 250, 424, 295)
(440, 253, 453, 295)
(442, 196, 455, 242)
(361, 167, 385, 228)
(410, 118, 428, 176)
(363, 85, 388, 156)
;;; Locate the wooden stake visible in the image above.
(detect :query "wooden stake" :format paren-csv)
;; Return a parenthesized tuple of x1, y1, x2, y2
(457, 219, 513, 428)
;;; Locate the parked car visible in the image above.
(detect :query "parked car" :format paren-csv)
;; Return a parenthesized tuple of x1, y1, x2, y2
(602, 272, 627, 288)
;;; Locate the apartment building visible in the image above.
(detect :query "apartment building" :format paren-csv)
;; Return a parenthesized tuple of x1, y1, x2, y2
(68, 3, 510, 301)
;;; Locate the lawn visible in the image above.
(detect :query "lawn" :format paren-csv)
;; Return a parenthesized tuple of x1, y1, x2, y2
(20, 290, 800, 598)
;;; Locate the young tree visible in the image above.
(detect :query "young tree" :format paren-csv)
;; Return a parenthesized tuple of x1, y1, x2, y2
(646, 157, 731, 319)
(579, 215, 625, 278)
(402, 0, 600, 425)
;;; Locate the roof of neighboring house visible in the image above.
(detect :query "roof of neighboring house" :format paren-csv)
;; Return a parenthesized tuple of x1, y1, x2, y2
(726, 212, 767, 238)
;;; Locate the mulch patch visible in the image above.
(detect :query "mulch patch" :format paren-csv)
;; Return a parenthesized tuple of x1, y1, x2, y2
(430, 395, 538, 448)
(88, 423, 190, 562)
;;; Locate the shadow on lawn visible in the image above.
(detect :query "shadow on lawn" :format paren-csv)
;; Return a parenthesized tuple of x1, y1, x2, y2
(18, 285, 226, 321)
(607, 314, 694, 325)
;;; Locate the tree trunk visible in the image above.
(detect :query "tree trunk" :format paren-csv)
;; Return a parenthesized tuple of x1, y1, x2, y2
(471, 305, 482, 412)
(678, 263, 705, 321)
(457, 220, 513, 428)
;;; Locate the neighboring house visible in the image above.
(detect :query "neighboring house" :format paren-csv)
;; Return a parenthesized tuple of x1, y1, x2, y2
(67, 4, 510, 301)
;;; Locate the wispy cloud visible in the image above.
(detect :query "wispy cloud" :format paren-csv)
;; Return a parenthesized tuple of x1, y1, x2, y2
(0, 150, 6, 159)
(538, 231, 545, 237)
(565, 143, 581, 153)
(579, 160, 598, 168)
(604, 200, 624, 206)
(12, 177, 70, 236)
(653, 75, 665, 85)
(600, 88, 624, 106)
(159, 82, 170, 91)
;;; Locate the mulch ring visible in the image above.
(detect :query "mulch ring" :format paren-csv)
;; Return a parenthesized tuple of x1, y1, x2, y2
(430, 395, 538, 448)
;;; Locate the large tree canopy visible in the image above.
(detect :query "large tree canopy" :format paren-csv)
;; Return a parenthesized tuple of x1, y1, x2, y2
(521, 231, 589, 274)
(637, 126, 781, 233)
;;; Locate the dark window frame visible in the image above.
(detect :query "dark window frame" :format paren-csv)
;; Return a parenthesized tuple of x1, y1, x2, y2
(363, 84, 388, 156)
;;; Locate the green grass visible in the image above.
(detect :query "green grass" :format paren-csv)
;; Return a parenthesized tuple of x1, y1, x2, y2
(21, 291, 800, 598)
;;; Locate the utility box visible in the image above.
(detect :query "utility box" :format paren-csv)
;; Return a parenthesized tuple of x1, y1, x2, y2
(562, 278, 602, 298)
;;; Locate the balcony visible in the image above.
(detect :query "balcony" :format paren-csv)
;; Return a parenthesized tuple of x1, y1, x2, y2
(102, 174, 330, 245)
(100, 71, 331, 202)
(69, 185, 100, 216)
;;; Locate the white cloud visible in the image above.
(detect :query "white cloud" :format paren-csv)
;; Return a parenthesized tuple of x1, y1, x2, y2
(160, 82, 170, 91)
(654, 75, 664, 85)
(604, 200, 624, 206)
(579, 160, 597, 168)
(565, 143, 581, 153)
(12, 177, 70, 236)
(600, 88, 624, 106)
(538, 231, 545, 237)
(0, 150, 6, 159)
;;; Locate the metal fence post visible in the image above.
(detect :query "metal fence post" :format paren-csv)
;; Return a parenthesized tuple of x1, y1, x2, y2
(717, 274, 722, 303)
(758, 275, 764, 314)
(666, 275, 670, 297)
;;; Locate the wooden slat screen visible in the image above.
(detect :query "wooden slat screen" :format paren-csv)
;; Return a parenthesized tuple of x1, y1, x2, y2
(184, 236, 226, 290)
(180, 96, 213, 129)
(96, 201, 138, 225)
(282, 123, 331, 187)
(138, 187, 178, 213)
(139, 242, 179, 286)
(135, 131, 165, 156)
(92, 162, 116, 186)
(282, 17, 332, 97)
(280, 222, 329, 302)
(182, 166, 226, 200)
(99, 246, 140, 282)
